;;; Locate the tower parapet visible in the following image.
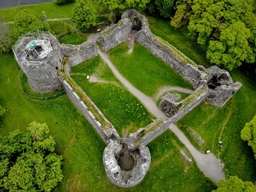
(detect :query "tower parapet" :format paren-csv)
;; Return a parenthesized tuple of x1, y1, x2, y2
(13, 32, 62, 93)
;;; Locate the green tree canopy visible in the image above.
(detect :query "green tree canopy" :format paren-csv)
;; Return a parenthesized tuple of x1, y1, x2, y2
(101, 0, 150, 12)
(212, 176, 255, 192)
(241, 115, 256, 158)
(55, 0, 75, 5)
(0, 122, 63, 192)
(148, 0, 176, 18)
(171, 0, 192, 28)
(14, 10, 50, 37)
(171, 0, 256, 70)
(72, 0, 97, 32)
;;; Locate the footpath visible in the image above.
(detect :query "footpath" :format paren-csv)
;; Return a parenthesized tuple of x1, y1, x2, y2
(98, 49, 226, 184)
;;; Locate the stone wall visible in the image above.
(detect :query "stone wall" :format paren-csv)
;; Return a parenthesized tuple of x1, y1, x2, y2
(61, 80, 119, 144)
(97, 19, 132, 52)
(204, 66, 242, 107)
(141, 86, 209, 146)
(135, 18, 206, 88)
(103, 141, 151, 188)
(60, 42, 98, 75)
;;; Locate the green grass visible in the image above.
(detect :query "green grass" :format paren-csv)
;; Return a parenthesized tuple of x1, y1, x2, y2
(177, 71, 256, 181)
(71, 56, 154, 135)
(48, 20, 88, 45)
(0, 2, 75, 22)
(108, 43, 193, 97)
(59, 33, 88, 45)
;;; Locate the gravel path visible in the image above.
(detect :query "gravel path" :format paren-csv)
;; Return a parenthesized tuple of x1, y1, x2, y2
(153, 86, 194, 101)
(98, 49, 225, 184)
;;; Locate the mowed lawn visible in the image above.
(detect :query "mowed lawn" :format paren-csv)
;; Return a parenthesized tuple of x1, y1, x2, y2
(108, 43, 193, 97)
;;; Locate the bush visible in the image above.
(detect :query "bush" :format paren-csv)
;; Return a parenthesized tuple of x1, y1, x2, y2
(55, 0, 75, 5)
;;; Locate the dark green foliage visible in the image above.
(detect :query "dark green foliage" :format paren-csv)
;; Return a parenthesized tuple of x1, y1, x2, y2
(13, 10, 50, 37)
(72, 0, 96, 32)
(148, 0, 176, 18)
(171, 0, 256, 71)
(55, 0, 75, 5)
(212, 176, 255, 192)
(0, 122, 63, 191)
(171, 0, 192, 28)
(101, 0, 150, 12)
(241, 115, 256, 158)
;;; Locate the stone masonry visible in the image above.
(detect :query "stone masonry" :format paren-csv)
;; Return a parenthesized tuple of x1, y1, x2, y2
(13, 32, 62, 93)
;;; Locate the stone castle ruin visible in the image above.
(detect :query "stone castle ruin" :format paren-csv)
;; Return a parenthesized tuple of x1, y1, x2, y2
(13, 10, 241, 188)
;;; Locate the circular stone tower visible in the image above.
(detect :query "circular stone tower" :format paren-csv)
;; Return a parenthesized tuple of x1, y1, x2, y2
(13, 32, 62, 93)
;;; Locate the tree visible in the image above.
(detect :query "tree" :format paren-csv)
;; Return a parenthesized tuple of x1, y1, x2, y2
(148, 0, 177, 18)
(72, 0, 97, 32)
(0, 18, 13, 53)
(55, 0, 75, 5)
(170, 0, 192, 28)
(101, 0, 150, 13)
(0, 122, 63, 191)
(171, 0, 256, 71)
(241, 115, 256, 158)
(212, 176, 255, 192)
(13, 10, 50, 37)
(206, 21, 254, 70)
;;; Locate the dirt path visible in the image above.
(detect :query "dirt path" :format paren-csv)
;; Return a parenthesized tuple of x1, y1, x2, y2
(98, 50, 167, 119)
(153, 86, 194, 101)
(87, 33, 101, 43)
(98, 49, 225, 184)
(128, 30, 137, 54)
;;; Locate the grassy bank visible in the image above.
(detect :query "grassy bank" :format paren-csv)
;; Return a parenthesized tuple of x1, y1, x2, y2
(0, 2, 74, 21)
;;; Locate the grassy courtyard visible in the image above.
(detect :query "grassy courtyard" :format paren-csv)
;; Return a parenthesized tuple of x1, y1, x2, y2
(108, 43, 193, 97)
(71, 56, 154, 135)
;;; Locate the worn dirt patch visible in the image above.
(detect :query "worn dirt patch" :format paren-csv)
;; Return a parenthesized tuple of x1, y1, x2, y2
(66, 174, 88, 192)
(88, 75, 106, 83)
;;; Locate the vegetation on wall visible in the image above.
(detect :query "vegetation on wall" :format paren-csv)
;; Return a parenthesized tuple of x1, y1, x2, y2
(0, 122, 63, 191)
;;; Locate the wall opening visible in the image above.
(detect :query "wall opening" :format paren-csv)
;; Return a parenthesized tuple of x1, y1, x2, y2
(131, 17, 142, 31)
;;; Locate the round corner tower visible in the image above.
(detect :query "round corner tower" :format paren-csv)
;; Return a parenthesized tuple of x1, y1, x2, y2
(13, 32, 62, 93)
